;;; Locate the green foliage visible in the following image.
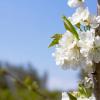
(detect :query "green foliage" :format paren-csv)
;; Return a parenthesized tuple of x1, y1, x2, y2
(24, 76, 33, 86)
(0, 62, 61, 100)
(78, 0, 82, 2)
(0, 89, 60, 100)
(75, 23, 81, 29)
(67, 82, 93, 100)
(62, 16, 79, 40)
(49, 34, 62, 48)
(68, 93, 77, 100)
(78, 83, 92, 98)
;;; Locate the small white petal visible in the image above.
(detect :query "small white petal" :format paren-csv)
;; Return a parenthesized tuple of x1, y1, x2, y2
(62, 92, 69, 100)
(67, 0, 84, 8)
(69, 7, 90, 25)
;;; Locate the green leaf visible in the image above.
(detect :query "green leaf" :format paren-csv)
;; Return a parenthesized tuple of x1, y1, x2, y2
(68, 93, 77, 100)
(75, 23, 81, 29)
(78, 84, 87, 96)
(32, 81, 39, 89)
(51, 34, 62, 39)
(78, 84, 92, 98)
(78, 0, 82, 1)
(62, 16, 79, 40)
(48, 34, 62, 48)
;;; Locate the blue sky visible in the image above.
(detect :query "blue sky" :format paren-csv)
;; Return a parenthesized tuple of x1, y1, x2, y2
(0, 0, 97, 90)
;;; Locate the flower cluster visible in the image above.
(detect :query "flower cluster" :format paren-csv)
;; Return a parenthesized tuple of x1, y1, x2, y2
(62, 92, 95, 100)
(61, 76, 94, 100)
(51, 0, 100, 70)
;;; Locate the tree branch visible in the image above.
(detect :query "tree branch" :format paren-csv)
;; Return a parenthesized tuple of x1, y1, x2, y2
(93, 1, 100, 100)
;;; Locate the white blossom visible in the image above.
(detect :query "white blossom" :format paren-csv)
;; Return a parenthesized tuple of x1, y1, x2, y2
(62, 92, 69, 100)
(77, 95, 96, 100)
(93, 36, 100, 63)
(89, 95, 96, 100)
(89, 15, 100, 28)
(53, 28, 100, 70)
(69, 7, 90, 25)
(96, 16, 100, 23)
(78, 29, 95, 57)
(78, 29, 100, 64)
(67, 0, 85, 8)
(51, 0, 100, 99)
(83, 77, 94, 88)
(77, 29, 95, 67)
(61, 92, 95, 100)
(52, 31, 86, 69)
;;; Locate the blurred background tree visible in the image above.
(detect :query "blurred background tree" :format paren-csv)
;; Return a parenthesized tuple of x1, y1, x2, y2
(0, 61, 60, 100)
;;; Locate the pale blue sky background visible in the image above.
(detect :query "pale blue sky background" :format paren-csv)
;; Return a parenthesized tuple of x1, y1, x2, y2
(0, 0, 97, 90)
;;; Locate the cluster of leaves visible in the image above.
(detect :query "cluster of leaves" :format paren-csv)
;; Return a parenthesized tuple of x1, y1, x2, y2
(49, 34, 62, 48)
(67, 82, 93, 100)
(49, 16, 79, 48)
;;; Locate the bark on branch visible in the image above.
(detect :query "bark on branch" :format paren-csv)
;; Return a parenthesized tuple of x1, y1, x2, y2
(93, 63, 100, 100)
(93, 0, 100, 100)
